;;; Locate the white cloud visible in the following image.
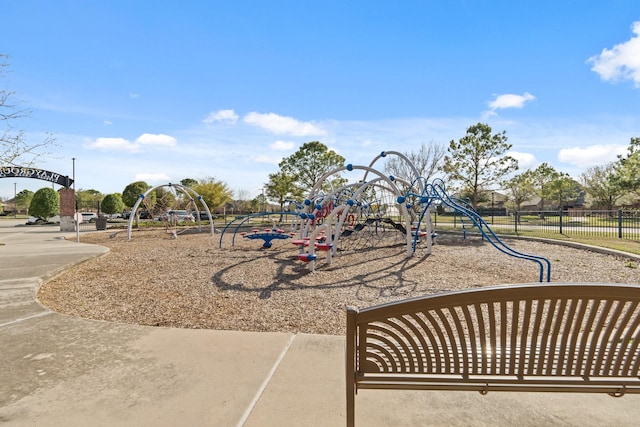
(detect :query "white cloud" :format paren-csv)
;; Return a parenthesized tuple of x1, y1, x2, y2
(202, 109, 239, 124)
(129, 92, 140, 99)
(557, 144, 627, 168)
(86, 133, 177, 153)
(87, 137, 139, 153)
(243, 112, 327, 136)
(252, 154, 283, 164)
(135, 172, 171, 183)
(507, 151, 537, 169)
(588, 21, 640, 87)
(135, 133, 177, 147)
(270, 140, 295, 151)
(103, 120, 112, 126)
(488, 92, 536, 110)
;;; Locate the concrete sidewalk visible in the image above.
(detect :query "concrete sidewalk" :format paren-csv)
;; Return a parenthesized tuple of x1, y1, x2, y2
(1, 219, 639, 426)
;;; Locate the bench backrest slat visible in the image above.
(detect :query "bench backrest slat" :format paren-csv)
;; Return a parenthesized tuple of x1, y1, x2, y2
(350, 284, 640, 379)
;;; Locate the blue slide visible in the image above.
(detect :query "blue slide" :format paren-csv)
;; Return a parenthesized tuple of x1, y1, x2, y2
(426, 179, 551, 282)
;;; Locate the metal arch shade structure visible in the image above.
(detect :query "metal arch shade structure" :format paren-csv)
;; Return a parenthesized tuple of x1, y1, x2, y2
(126, 183, 214, 240)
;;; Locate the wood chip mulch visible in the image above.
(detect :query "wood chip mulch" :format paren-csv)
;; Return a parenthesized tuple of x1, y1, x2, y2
(38, 228, 640, 335)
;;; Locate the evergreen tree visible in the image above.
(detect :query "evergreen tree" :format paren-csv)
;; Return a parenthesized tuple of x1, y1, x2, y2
(442, 123, 518, 209)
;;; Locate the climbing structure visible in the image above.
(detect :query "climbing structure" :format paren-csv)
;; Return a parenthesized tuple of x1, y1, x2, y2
(219, 150, 551, 282)
(292, 151, 550, 281)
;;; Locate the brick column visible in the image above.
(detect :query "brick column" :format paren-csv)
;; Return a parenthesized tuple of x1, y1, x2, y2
(59, 188, 75, 232)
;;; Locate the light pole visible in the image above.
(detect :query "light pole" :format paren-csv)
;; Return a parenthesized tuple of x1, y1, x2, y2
(14, 182, 17, 218)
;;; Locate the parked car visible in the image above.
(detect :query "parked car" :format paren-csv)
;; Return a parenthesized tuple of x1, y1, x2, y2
(159, 210, 194, 222)
(191, 211, 218, 221)
(121, 210, 152, 219)
(139, 210, 153, 219)
(25, 215, 60, 225)
(79, 212, 98, 223)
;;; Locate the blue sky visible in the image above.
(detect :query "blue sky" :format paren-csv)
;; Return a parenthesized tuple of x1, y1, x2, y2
(1, 1, 640, 200)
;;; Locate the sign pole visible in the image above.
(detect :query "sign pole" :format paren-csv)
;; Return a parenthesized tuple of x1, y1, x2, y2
(73, 158, 79, 243)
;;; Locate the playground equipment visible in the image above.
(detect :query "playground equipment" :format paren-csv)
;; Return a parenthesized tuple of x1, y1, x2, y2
(241, 226, 294, 248)
(126, 183, 215, 240)
(220, 150, 551, 282)
(218, 211, 302, 248)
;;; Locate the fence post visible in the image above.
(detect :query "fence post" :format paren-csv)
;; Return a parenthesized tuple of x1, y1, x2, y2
(514, 210, 518, 234)
(559, 209, 563, 234)
(618, 209, 623, 239)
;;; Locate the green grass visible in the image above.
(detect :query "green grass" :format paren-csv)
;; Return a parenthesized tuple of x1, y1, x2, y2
(557, 236, 640, 255)
(435, 223, 640, 256)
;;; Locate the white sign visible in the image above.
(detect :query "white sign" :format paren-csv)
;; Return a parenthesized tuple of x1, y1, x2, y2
(74, 212, 84, 223)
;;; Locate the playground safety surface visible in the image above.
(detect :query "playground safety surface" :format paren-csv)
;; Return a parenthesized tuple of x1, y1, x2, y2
(40, 227, 640, 335)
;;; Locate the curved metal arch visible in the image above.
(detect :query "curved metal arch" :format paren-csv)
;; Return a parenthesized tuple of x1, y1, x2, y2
(365, 151, 424, 193)
(126, 183, 214, 240)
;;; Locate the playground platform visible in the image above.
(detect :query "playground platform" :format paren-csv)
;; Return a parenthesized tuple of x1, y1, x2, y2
(1, 219, 640, 426)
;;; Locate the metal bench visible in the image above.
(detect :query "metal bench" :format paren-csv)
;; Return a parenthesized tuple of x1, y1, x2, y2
(346, 283, 640, 426)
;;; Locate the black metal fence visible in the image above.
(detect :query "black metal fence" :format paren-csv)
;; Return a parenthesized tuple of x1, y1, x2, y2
(76, 209, 640, 241)
(435, 210, 640, 240)
(75, 217, 127, 232)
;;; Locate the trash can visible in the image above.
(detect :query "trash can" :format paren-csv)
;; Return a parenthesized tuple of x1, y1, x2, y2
(95, 217, 108, 231)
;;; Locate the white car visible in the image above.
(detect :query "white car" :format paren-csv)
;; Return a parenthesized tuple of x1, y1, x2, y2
(79, 212, 98, 223)
(159, 210, 194, 222)
(26, 215, 60, 225)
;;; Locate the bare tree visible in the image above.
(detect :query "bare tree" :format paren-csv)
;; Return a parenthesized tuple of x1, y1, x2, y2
(384, 141, 445, 183)
(234, 189, 251, 213)
(1, 54, 56, 166)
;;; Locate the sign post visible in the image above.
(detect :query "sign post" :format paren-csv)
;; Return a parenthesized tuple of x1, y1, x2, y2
(74, 212, 83, 243)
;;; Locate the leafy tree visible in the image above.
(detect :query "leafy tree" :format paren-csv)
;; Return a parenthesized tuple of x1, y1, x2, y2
(442, 123, 518, 209)
(1, 54, 56, 166)
(14, 189, 34, 214)
(384, 141, 445, 183)
(191, 177, 233, 211)
(29, 187, 59, 219)
(101, 193, 125, 215)
(180, 178, 198, 188)
(580, 163, 625, 210)
(502, 171, 535, 211)
(530, 163, 560, 210)
(614, 137, 640, 194)
(546, 173, 581, 209)
(265, 170, 303, 212)
(279, 141, 345, 191)
(75, 189, 102, 211)
(122, 181, 152, 208)
(248, 196, 262, 213)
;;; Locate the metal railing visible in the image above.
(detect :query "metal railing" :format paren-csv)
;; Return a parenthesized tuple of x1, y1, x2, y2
(435, 209, 640, 240)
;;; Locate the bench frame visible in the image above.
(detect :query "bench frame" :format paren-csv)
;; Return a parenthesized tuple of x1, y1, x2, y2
(346, 283, 640, 426)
